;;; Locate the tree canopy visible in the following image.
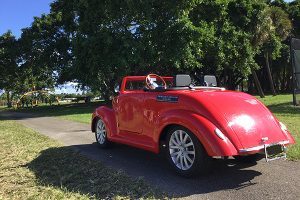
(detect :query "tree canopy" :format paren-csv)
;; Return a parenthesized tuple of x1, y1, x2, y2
(1, 0, 300, 103)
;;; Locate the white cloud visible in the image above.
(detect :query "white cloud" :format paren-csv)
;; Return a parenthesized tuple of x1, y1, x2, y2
(55, 82, 82, 94)
(64, 82, 79, 87)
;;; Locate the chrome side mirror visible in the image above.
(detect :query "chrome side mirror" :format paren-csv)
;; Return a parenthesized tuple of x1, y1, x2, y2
(114, 84, 120, 94)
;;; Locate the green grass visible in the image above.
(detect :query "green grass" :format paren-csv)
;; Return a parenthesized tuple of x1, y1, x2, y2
(257, 94, 300, 160)
(0, 106, 10, 112)
(0, 120, 165, 199)
(13, 102, 104, 124)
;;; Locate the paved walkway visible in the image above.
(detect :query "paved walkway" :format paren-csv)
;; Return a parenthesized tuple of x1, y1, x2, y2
(1, 111, 300, 200)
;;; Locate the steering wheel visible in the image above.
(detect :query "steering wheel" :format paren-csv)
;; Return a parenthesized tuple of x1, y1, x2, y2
(145, 74, 167, 90)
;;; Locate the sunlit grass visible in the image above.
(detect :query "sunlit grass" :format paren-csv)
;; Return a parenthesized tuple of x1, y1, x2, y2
(14, 102, 102, 124)
(0, 120, 164, 199)
(257, 94, 300, 160)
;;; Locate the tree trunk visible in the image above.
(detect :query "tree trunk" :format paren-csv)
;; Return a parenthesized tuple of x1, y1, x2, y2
(6, 91, 12, 107)
(251, 69, 265, 98)
(265, 52, 276, 96)
(248, 76, 254, 93)
(234, 78, 244, 90)
(102, 91, 112, 104)
(286, 69, 292, 92)
(281, 64, 287, 92)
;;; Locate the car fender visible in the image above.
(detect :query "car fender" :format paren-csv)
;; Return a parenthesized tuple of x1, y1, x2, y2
(92, 106, 117, 138)
(157, 110, 238, 156)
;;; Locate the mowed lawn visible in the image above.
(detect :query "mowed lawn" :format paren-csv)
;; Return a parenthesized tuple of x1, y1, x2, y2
(257, 94, 300, 160)
(0, 120, 164, 199)
(12, 101, 105, 124)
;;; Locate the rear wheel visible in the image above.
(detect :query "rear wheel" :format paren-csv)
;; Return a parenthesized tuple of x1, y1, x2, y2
(166, 126, 211, 177)
(95, 118, 111, 148)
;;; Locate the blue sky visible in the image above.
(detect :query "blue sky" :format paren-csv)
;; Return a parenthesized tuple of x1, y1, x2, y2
(0, 0, 81, 94)
(0, 0, 53, 38)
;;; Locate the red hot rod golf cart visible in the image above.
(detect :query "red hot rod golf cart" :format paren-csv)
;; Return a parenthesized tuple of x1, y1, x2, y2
(91, 74, 295, 176)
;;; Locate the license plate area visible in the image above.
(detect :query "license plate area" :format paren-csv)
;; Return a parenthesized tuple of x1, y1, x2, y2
(264, 144, 286, 162)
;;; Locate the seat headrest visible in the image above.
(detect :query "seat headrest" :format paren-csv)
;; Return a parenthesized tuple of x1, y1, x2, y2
(204, 75, 217, 87)
(175, 74, 191, 87)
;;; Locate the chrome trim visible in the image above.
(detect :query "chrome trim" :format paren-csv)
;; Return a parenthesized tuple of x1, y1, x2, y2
(239, 140, 290, 153)
(192, 86, 225, 91)
(265, 144, 287, 162)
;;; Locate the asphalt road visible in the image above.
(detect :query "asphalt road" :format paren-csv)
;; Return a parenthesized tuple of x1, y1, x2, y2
(1, 111, 300, 200)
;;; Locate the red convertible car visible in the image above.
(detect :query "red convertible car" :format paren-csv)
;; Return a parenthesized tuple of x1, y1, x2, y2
(91, 74, 295, 176)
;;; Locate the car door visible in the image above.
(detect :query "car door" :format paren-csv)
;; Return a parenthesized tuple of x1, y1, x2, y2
(142, 91, 170, 142)
(142, 91, 181, 144)
(115, 91, 144, 134)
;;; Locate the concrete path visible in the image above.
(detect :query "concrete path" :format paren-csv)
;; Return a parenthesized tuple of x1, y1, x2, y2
(1, 111, 300, 200)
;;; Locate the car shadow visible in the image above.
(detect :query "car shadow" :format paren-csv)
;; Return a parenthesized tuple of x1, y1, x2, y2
(27, 143, 262, 198)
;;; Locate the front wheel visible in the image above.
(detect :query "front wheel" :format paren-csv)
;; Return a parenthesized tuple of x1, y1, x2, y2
(166, 126, 211, 177)
(95, 118, 111, 148)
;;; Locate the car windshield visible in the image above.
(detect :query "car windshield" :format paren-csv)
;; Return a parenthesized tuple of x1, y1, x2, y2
(125, 80, 145, 91)
(123, 75, 218, 92)
(124, 79, 174, 91)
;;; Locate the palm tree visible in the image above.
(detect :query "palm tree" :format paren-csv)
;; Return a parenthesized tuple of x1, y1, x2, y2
(253, 6, 292, 96)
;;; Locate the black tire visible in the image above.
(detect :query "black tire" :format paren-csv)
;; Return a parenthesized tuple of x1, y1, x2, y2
(94, 118, 111, 148)
(234, 154, 264, 163)
(165, 126, 211, 177)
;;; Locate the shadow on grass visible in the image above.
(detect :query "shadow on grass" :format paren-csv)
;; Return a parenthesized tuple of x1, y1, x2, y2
(27, 144, 262, 198)
(267, 102, 300, 115)
(27, 145, 164, 199)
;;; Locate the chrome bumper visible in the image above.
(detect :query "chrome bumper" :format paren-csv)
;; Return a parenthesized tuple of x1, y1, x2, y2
(239, 140, 290, 153)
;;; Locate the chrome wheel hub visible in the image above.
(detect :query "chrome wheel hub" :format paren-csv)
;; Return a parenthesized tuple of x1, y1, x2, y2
(96, 120, 106, 144)
(169, 130, 195, 170)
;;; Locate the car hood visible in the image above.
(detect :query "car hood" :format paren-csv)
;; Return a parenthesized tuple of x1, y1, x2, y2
(190, 90, 290, 149)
